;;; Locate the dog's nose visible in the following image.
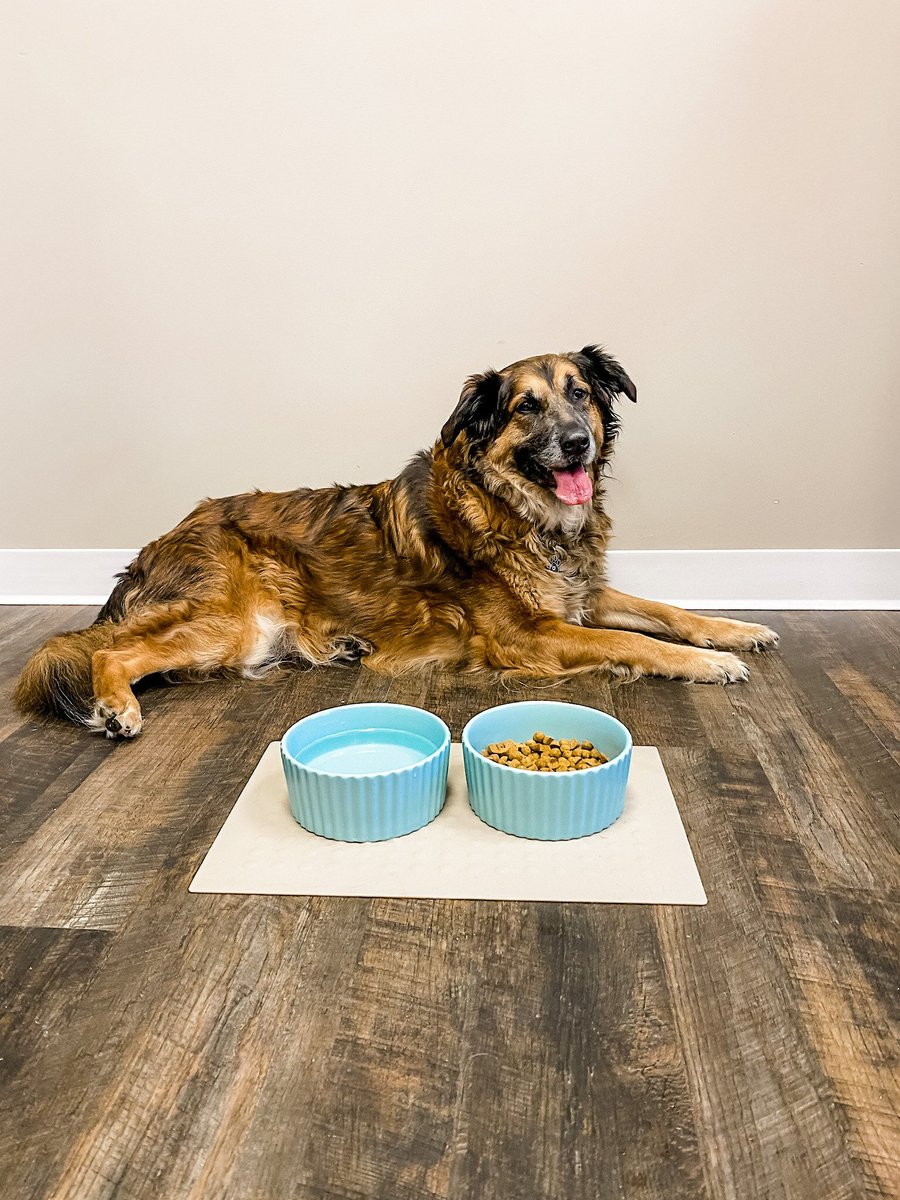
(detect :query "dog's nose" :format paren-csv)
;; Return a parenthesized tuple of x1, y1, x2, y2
(560, 430, 590, 458)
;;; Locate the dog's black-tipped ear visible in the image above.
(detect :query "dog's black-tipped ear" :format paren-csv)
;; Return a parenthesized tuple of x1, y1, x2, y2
(577, 344, 637, 404)
(441, 369, 504, 448)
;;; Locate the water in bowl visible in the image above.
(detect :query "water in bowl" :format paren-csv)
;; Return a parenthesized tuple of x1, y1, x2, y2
(297, 728, 437, 775)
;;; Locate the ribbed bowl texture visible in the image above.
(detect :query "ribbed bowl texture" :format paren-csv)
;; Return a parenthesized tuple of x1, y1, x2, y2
(461, 700, 632, 840)
(281, 702, 451, 842)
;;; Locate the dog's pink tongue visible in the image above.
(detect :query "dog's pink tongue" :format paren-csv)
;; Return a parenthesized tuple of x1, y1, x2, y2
(552, 465, 592, 506)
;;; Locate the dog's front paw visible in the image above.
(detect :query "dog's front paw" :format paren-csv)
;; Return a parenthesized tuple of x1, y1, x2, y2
(684, 649, 750, 684)
(89, 698, 143, 739)
(690, 618, 779, 653)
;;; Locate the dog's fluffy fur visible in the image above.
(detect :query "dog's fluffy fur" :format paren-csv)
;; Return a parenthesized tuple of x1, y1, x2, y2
(15, 345, 777, 738)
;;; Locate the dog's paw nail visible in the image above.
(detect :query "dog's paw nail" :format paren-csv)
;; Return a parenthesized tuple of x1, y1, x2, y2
(91, 701, 143, 739)
(694, 651, 749, 683)
(749, 624, 779, 650)
(722, 653, 749, 682)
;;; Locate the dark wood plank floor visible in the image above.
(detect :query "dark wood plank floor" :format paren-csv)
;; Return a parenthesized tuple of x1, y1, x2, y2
(0, 607, 897, 1200)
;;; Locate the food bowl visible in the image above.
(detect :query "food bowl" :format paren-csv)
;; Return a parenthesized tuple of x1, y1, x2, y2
(461, 700, 632, 840)
(280, 703, 451, 841)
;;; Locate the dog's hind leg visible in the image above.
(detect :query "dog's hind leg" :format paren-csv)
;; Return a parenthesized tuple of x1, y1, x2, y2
(89, 610, 254, 738)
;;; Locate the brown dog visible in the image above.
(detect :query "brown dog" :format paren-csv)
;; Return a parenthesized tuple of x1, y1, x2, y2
(16, 345, 777, 738)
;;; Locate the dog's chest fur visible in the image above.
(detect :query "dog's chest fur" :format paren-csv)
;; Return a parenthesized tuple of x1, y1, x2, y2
(528, 531, 605, 624)
(548, 550, 597, 624)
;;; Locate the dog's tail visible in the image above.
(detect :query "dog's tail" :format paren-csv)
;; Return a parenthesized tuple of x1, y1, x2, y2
(14, 622, 117, 727)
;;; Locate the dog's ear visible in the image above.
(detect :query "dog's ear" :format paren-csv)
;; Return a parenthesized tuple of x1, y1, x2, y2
(441, 369, 504, 448)
(576, 345, 637, 405)
(572, 345, 636, 453)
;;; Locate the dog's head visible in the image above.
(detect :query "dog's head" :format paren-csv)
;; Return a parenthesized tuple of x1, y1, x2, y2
(440, 345, 636, 524)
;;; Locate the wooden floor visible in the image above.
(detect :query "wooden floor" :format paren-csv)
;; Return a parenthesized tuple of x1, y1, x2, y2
(0, 607, 897, 1200)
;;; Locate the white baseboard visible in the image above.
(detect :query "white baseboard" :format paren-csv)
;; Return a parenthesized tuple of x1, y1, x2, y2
(0, 549, 135, 606)
(0, 547, 897, 609)
(604, 549, 899, 609)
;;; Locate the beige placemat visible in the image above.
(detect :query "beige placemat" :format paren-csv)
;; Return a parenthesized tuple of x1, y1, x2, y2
(190, 744, 706, 904)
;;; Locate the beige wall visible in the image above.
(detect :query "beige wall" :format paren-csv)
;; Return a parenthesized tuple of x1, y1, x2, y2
(2, 1, 898, 551)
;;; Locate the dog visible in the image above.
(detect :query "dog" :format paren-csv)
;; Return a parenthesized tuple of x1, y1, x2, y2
(15, 345, 778, 738)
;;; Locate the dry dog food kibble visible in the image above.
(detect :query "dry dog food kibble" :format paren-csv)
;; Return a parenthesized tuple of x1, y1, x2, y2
(481, 732, 609, 771)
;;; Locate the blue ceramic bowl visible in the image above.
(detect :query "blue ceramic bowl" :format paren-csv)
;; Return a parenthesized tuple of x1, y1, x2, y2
(462, 700, 632, 840)
(281, 703, 451, 841)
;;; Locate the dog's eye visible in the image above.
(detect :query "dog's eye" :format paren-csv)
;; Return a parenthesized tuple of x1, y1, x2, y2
(517, 397, 540, 415)
(572, 387, 588, 401)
